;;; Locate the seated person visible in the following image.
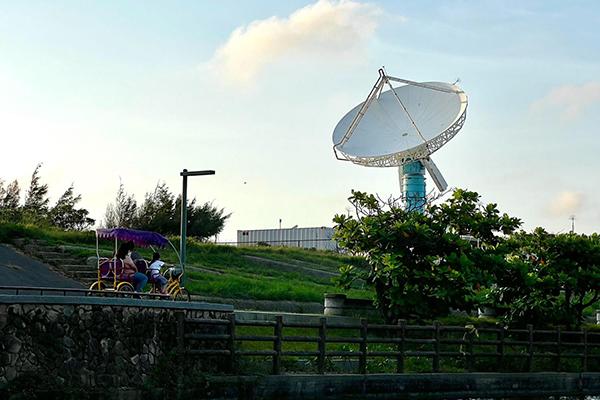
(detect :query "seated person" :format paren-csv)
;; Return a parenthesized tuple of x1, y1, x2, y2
(115, 241, 148, 292)
(130, 250, 142, 261)
(148, 252, 168, 294)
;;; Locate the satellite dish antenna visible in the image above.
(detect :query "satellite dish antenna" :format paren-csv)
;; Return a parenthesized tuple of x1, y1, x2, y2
(332, 68, 468, 211)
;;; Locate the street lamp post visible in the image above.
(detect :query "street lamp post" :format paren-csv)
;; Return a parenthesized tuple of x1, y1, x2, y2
(180, 169, 215, 275)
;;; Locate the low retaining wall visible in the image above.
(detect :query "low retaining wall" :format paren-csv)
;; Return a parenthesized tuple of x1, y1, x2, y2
(323, 294, 380, 319)
(0, 295, 232, 394)
(256, 372, 600, 399)
(3, 372, 599, 399)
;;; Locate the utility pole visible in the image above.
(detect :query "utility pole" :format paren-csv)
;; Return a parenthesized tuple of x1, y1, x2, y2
(279, 218, 282, 246)
(180, 169, 215, 277)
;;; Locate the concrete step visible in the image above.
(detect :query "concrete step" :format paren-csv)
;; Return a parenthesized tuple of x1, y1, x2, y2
(37, 253, 84, 263)
(43, 257, 84, 265)
(23, 244, 61, 254)
(35, 250, 65, 257)
(12, 238, 26, 247)
(14, 239, 52, 247)
(64, 271, 98, 278)
(70, 271, 98, 279)
(61, 264, 97, 271)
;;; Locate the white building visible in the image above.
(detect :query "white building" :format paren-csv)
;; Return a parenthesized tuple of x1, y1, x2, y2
(237, 227, 337, 251)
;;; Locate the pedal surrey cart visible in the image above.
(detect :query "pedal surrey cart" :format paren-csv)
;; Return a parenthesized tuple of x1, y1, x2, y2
(90, 227, 191, 301)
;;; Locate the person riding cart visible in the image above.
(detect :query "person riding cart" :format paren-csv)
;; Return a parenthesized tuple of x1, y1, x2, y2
(90, 227, 190, 301)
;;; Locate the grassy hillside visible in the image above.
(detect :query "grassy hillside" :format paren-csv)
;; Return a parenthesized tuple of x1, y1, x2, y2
(0, 223, 372, 303)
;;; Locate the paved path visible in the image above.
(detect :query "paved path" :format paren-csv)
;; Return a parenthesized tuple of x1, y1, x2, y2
(0, 244, 82, 289)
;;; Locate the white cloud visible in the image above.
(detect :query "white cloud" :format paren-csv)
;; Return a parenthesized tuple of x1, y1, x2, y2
(531, 82, 600, 120)
(547, 191, 584, 216)
(207, 0, 383, 84)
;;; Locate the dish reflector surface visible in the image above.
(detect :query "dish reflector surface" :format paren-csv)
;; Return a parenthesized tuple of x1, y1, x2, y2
(332, 82, 467, 166)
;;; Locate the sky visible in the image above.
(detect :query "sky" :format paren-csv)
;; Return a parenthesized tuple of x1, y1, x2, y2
(1, 0, 599, 241)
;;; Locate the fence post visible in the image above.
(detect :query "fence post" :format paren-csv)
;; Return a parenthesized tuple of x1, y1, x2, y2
(397, 319, 406, 373)
(176, 311, 185, 356)
(466, 326, 474, 372)
(433, 321, 440, 373)
(272, 316, 283, 375)
(359, 319, 368, 374)
(228, 313, 237, 374)
(318, 317, 326, 374)
(497, 327, 504, 371)
(527, 324, 534, 372)
(583, 329, 588, 372)
(556, 326, 561, 372)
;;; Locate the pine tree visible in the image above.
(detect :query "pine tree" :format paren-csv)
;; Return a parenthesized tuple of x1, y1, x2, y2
(102, 181, 137, 228)
(23, 163, 49, 222)
(49, 184, 95, 230)
(136, 182, 176, 232)
(4, 180, 21, 210)
(0, 180, 22, 222)
(174, 196, 231, 240)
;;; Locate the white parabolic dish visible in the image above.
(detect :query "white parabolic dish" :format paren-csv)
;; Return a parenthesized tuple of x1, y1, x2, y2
(332, 82, 468, 167)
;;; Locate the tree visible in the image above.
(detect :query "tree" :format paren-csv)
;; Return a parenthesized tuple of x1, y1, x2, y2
(0, 165, 96, 230)
(333, 189, 521, 322)
(102, 181, 230, 240)
(4, 180, 20, 213)
(170, 196, 230, 240)
(0, 180, 19, 222)
(136, 182, 177, 233)
(0, 180, 19, 221)
(186, 200, 231, 240)
(49, 184, 95, 230)
(23, 164, 49, 222)
(493, 228, 600, 327)
(133, 182, 230, 240)
(103, 181, 137, 228)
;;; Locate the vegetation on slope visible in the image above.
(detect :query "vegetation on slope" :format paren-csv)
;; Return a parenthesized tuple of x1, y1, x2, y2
(0, 222, 372, 303)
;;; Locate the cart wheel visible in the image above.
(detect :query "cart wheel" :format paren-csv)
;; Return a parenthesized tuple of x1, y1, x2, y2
(88, 281, 106, 295)
(173, 288, 191, 302)
(117, 282, 135, 297)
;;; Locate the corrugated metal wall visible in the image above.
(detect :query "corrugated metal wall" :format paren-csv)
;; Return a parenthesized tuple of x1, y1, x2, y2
(236, 227, 337, 251)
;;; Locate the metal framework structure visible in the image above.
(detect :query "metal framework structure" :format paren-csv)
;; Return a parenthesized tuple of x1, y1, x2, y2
(335, 110, 467, 168)
(332, 68, 468, 207)
(333, 68, 468, 168)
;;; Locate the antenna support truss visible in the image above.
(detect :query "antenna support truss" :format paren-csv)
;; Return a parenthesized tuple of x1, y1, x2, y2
(332, 69, 465, 162)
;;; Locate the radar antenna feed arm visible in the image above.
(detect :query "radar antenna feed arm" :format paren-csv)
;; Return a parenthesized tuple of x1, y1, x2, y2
(422, 157, 448, 192)
(333, 70, 387, 159)
(385, 76, 463, 94)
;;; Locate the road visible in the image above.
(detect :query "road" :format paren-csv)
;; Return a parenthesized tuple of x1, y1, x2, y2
(0, 244, 83, 289)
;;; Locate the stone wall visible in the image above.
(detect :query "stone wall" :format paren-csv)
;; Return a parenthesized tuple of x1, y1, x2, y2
(0, 296, 232, 396)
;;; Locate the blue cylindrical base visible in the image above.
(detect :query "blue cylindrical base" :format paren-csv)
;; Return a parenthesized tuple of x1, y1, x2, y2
(400, 161, 426, 212)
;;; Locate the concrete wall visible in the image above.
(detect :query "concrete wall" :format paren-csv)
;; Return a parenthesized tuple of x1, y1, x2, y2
(0, 295, 232, 394)
(324, 294, 380, 320)
(255, 372, 600, 399)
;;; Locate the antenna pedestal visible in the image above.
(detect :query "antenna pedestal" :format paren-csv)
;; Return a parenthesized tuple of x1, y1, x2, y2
(399, 161, 426, 212)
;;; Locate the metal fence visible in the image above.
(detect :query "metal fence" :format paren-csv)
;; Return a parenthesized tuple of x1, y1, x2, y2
(180, 315, 600, 375)
(215, 238, 339, 250)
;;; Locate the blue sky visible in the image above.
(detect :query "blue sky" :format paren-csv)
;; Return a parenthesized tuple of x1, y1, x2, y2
(1, 0, 599, 240)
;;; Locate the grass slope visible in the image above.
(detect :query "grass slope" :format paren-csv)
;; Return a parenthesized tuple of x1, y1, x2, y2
(0, 223, 372, 303)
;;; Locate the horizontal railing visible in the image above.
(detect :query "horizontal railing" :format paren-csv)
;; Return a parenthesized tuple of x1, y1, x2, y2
(0, 285, 170, 299)
(180, 315, 600, 375)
